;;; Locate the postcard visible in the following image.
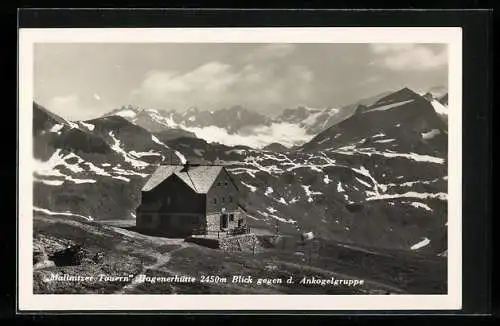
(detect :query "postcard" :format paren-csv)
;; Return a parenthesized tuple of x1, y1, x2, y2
(18, 27, 462, 311)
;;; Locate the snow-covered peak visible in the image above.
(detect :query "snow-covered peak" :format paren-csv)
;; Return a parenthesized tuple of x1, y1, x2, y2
(114, 109, 138, 119)
(430, 99, 448, 116)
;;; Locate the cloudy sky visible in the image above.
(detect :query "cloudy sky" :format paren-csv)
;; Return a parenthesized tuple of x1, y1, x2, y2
(34, 43, 448, 121)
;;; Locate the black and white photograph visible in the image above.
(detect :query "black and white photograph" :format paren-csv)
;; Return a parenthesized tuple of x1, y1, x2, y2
(18, 27, 462, 311)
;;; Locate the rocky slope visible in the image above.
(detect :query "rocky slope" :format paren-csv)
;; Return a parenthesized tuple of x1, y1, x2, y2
(33, 102, 184, 220)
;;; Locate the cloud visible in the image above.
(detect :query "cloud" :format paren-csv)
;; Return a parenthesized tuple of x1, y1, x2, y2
(369, 44, 448, 71)
(130, 44, 314, 113)
(185, 122, 312, 149)
(46, 94, 101, 121)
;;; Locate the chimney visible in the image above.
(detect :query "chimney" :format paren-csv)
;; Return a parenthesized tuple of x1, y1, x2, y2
(181, 160, 190, 172)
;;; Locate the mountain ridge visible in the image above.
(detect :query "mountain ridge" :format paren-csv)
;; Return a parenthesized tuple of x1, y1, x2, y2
(97, 90, 397, 149)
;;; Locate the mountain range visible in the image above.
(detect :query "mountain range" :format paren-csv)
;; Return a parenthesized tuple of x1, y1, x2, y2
(32, 86, 448, 256)
(101, 90, 396, 150)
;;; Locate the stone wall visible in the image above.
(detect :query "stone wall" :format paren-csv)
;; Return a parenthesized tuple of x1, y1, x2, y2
(206, 213, 220, 232)
(206, 210, 242, 232)
(219, 233, 263, 253)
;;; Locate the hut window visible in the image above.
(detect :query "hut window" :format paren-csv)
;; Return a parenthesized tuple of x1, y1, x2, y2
(222, 197, 225, 203)
(224, 181, 228, 186)
(229, 214, 234, 221)
(214, 198, 217, 204)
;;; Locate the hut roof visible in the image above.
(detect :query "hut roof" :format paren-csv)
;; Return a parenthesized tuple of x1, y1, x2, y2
(142, 164, 229, 193)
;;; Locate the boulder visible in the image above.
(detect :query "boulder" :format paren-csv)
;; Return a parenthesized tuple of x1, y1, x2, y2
(50, 245, 88, 266)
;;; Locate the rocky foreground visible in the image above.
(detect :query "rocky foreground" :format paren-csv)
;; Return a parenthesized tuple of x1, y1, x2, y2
(33, 214, 446, 294)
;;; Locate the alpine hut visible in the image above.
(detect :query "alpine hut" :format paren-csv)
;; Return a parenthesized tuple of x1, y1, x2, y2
(136, 161, 246, 237)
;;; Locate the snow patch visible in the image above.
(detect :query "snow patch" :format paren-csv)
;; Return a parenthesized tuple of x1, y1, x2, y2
(114, 109, 137, 118)
(372, 133, 386, 138)
(111, 166, 149, 178)
(408, 201, 433, 211)
(367, 191, 447, 201)
(112, 176, 130, 182)
(366, 99, 415, 113)
(151, 135, 167, 148)
(323, 174, 331, 184)
(278, 197, 287, 205)
(317, 137, 330, 145)
(49, 124, 64, 133)
(225, 149, 247, 155)
(421, 129, 441, 140)
(34, 177, 64, 186)
(241, 181, 257, 192)
(129, 150, 162, 158)
(267, 207, 277, 214)
(33, 149, 78, 177)
(33, 206, 93, 221)
(335, 147, 445, 164)
(67, 121, 79, 129)
(431, 100, 448, 116)
(109, 132, 149, 168)
(174, 151, 187, 164)
(79, 121, 95, 131)
(301, 185, 322, 203)
(355, 177, 372, 188)
(374, 138, 396, 143)
(411, 237, 430, 250)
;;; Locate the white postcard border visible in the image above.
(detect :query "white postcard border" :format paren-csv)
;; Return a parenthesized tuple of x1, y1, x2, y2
(18, 27, 462, 311)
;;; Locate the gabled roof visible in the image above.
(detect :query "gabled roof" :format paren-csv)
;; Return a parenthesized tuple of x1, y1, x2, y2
(142, 165, 227, 193)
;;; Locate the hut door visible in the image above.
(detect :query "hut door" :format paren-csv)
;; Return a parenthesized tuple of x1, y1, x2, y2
(220, 214, 228, 229)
